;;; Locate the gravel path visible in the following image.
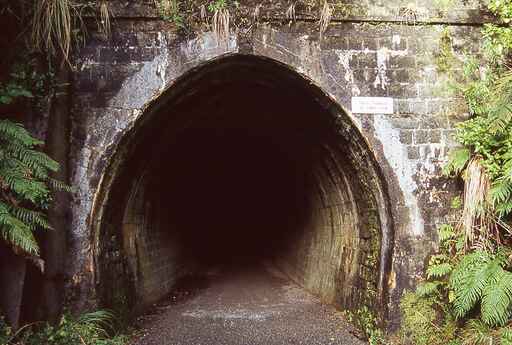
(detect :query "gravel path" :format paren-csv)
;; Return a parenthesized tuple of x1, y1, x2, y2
(133, 266, 366, 345)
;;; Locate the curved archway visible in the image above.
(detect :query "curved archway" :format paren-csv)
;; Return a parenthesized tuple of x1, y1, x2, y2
(92, 54, 394, 321)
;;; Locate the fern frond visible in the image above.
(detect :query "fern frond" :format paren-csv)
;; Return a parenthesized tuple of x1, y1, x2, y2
(48, 178, 74, 193)
(439, 224, 457, 243)
(443, 148, 471, 176)
(451, 250, 511, 321)
(0, 120, 70, 257)
(427, 262, 453, 279)
(0, 168, 51, 205)
(416, 281, 443, 297)
(491, 178, 512, 205)
(500, 327, 512, 345)
(0, 120, 43, 147)
(8, 205, 51, 230)
(503, 153, 512, 180)
(0, 202, 39, 255)
(488, 103, 512, 134)
(450, 251, 493, 318)
(489, 70, 512, 135)
(461, 319, 497, 345)
(496, 201, 512, 216)
(4, 142, 59, 173)
(481, 268, 512, 326)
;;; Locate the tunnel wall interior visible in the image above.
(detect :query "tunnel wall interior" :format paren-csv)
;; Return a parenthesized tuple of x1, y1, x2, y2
(95, 56, 390, 317)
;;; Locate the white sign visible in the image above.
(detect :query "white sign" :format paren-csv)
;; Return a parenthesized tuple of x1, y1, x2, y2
(351, 97, 394, 114)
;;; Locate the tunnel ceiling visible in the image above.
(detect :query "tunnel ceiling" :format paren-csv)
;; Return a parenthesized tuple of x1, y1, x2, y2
(95, 55, 393, 319)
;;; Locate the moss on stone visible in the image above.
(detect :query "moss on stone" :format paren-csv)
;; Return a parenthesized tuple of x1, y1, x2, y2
(435, 27, 457, 74)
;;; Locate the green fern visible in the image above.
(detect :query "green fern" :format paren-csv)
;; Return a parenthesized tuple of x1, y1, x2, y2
(0, 119, 70, 256)
(491, 179, 512, 205)
(416, 281, 443, 297)
(0, 203, 39, 255)
(496, 201, 512, 215)
(481, 269, 512, 326)
(450, 250, 493, 318)
(438, 224, 459, 249)
(501, 327, 512, 345)
(427, 262, 453, 279)
(450, 250, 512, 325)
(461, 319, 498, 345)
(0, 121, 43, 147)
(443, 148, 471, 176)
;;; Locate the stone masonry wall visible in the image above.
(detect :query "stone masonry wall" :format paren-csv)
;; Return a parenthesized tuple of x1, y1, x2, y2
(67, 0, 485, 327)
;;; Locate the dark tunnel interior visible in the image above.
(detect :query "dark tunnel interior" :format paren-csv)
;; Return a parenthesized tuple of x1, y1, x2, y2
(137, 80, 336, 266)
(98, 57, 384, 312)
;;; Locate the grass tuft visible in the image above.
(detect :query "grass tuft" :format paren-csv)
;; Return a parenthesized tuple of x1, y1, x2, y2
(212, 8, 230, 44)
(319, 1, 332, 39)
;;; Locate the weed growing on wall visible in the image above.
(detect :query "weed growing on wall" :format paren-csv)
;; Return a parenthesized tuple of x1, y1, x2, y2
(155, 0, 185, 27)
(31, 0, 111, 62)
(345, 306, 386, 345)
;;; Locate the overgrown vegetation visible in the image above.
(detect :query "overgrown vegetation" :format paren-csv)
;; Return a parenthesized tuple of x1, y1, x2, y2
(345, 306, 386, 345)
(30, 0, 111, 62)
(398, 224, 512, 345)
(395, 1, 512, 344)
(0, 0, 99, 332)
(0, 311, 129, 345)
(0, 73, 72, 257)
(155, 0, 185, 27)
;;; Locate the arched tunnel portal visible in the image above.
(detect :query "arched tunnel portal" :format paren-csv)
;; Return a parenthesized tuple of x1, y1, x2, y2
(94, 55, 394, 320)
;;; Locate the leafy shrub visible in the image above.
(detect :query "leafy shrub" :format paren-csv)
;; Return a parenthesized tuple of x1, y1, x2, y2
(1, 310, 129, 345)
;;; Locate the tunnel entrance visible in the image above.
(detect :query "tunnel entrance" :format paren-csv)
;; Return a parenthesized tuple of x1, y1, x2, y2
(94, 55, 392, 320)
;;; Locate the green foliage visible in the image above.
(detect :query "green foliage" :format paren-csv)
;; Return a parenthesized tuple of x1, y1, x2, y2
(426, 258, 452, 279)
(0, 315, 11, 345)
(451, 196, 463, 210)
(443, 148, 471, 176)
(0, 119, 63, 256)
(208, 0, 227, 12)
(460, 319, 512, 345)
(488, 0, 512, 22)
(0, 76, 71, 256)
(443, 13, 512, 223)
(415, 281, 443, 297)
(155, 0, 184, 27)
(394, 1, 512, 343)
(449, 249, 512, 326)
(482, 24, 512, 64)
(439, 224, 457, 243)
(399, 292, 451, 345)
(345, 306, 386, 345)
(0, 310, 129, 345)
(399, 223, 512, 344)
